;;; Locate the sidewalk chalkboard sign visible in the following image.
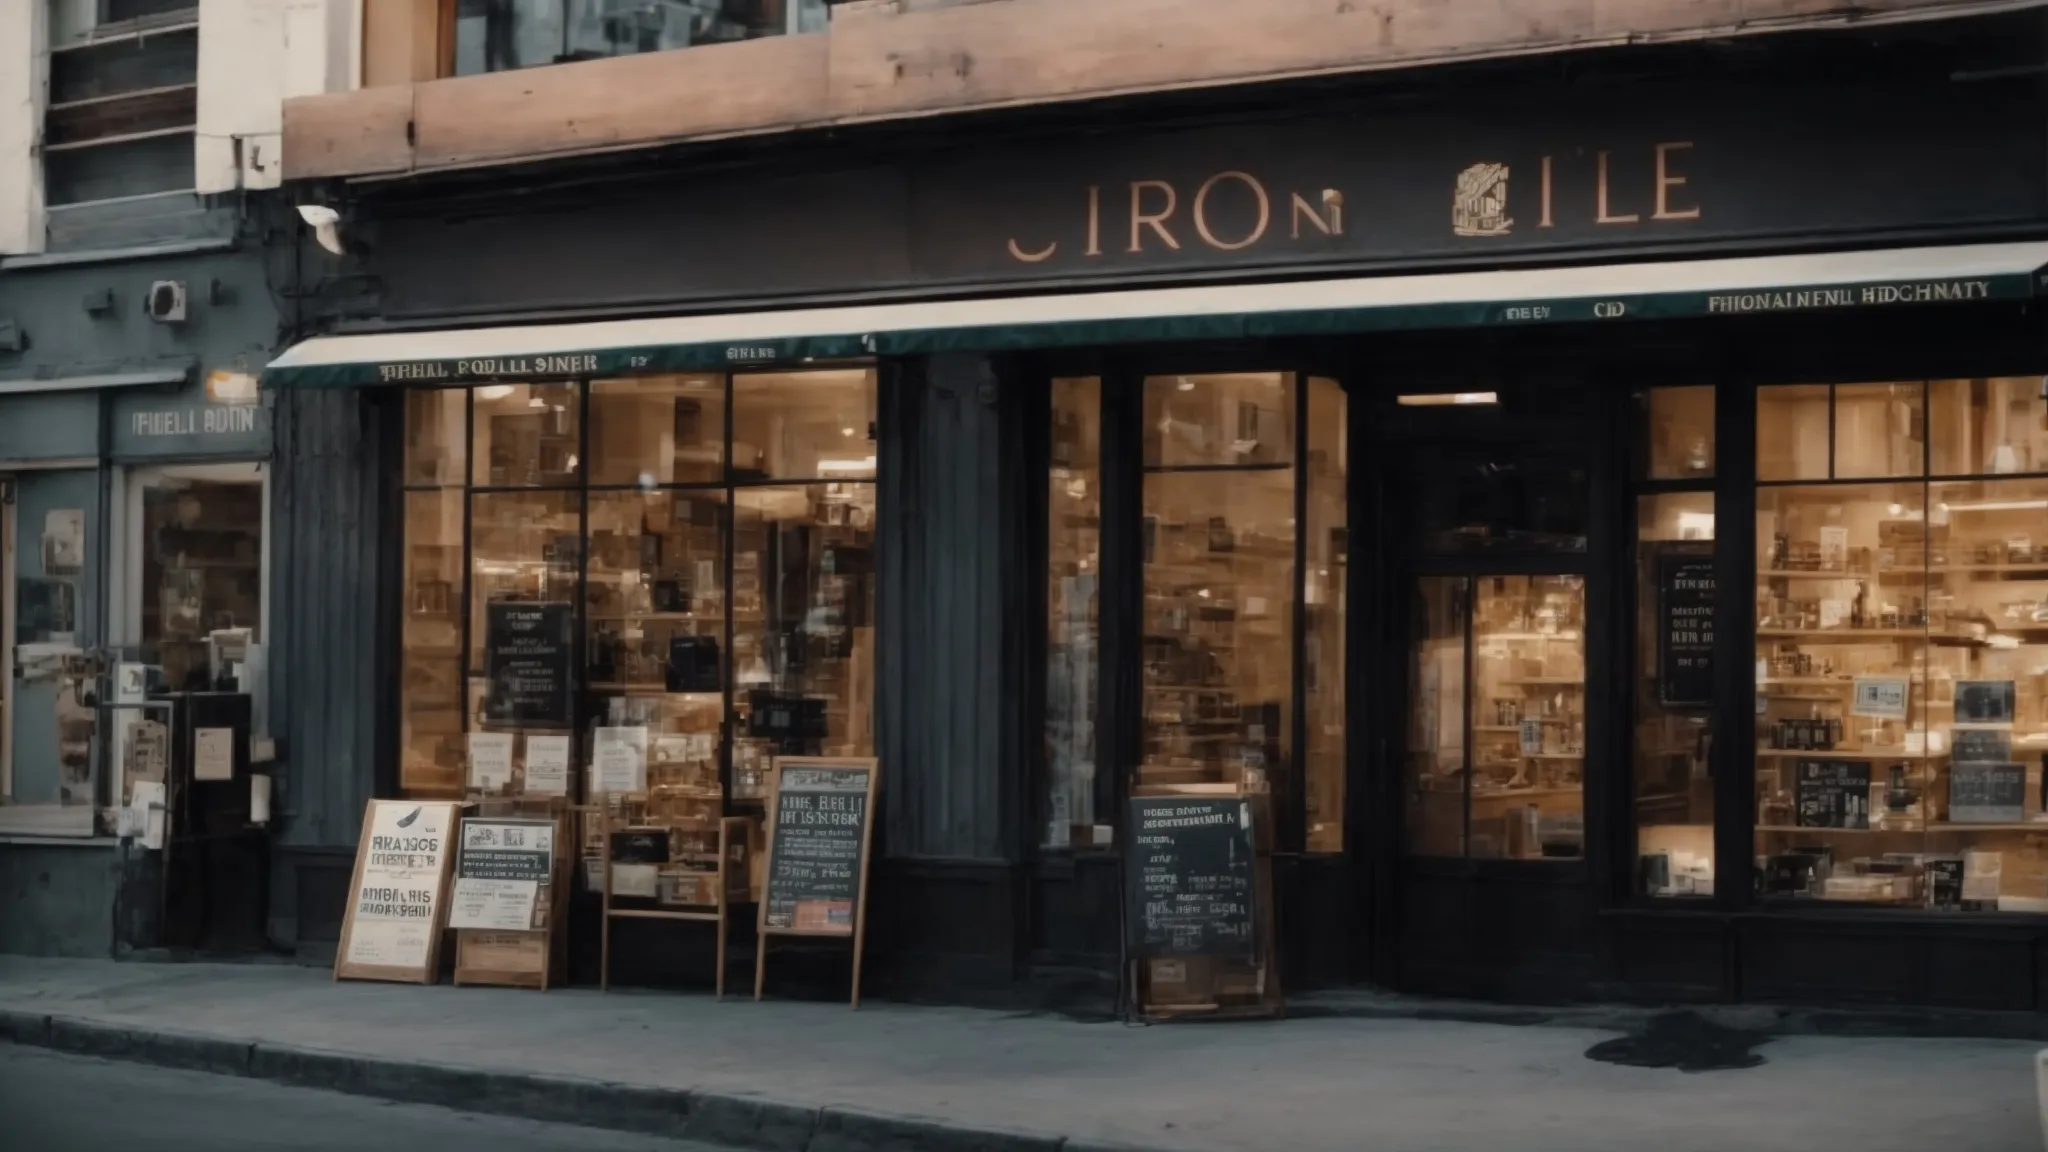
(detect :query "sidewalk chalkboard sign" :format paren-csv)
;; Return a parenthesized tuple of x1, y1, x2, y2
(1126, 796, 1258, 961)
(483, 602, 572, 726)
(335, 799, 462, 985)
(1796, 759, 1872, 829)
(756, 756, 880, 1008)
(1656, 551, 1715, 709)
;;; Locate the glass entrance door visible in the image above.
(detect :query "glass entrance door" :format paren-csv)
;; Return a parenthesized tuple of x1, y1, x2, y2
(1405, 575, 1588, 859)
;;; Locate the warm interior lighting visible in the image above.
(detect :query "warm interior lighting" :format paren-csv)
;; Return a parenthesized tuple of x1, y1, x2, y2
(1397, 391, 1499, 407)
(475, 384, 514, 401)
(816, 455, 878, 475)
(1944, 499, 2048, 512)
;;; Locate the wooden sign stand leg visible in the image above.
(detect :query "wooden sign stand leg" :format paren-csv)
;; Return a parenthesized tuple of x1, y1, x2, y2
(753, 935, 769, 1001)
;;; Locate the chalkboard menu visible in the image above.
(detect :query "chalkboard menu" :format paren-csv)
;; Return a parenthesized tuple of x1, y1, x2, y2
(483, 602, 571, 726)
(761, 762, 874, 935)
(1656, 551, 1715, 709)
(1126, 796, 1258, 961)
(1949, 761, 2026, 823)
(1796, 759, 1872, 829)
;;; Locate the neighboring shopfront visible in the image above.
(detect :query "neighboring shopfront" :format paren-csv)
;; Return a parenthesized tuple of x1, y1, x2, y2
(270, 13, 2048, 1009)
(0, 243, 277, 956)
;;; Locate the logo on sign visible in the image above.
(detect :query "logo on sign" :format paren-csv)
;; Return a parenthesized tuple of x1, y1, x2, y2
(1453, 163, 1513, 237)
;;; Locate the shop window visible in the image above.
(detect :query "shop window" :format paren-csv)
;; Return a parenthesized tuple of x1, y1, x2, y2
(731, 370, 876, 481)
(1044, 377, 1102, 848)
(590, 375, 724, 486)
(1404, 575, 1587, 859)
(399, 369, 876, 805)
(131, 465, 266, 692)
(1138, 374, 1295, 804)
(450, 0, 828, 77)
(1, 469, 101, 827)
(585, 489, 727, 806)
(1758, 382, 1927, 482)
(1303, 377, 1347, 852)
(472, 382, 581, 487)
(405, 389, 468, 487)
(402, 488, 466, 795)
(1405, 577, 1469, 857)
(1634, 490, 1716, 896)
(1754, 378, 2048, 910)
(1643, 385, 1715, 480)
(726, 483, 877, 796)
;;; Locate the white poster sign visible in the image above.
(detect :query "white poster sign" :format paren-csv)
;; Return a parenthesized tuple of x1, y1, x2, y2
(341, 801, 456, 972)
(466, 731, 515, 792)
(594, 727, 648, 795)
(193, 727, 235, 781)
(523, 734, 571, 796)
(449, 878, 539, 931)
(1851, 677, 1910, 719)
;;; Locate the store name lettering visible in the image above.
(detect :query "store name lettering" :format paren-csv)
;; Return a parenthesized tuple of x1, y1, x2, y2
(1006, 143, 1707, 262)
(1706, 280, 1991, 314)
(376, 355, 599, 382)
(132, 406, 259, 437)
(1006, 171, 1346, 263)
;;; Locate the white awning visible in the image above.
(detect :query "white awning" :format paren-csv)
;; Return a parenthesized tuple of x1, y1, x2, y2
(264, 242, 2048, 388)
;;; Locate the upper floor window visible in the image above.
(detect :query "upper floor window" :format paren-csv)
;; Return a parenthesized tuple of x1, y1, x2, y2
(452, 0, 830, 77)
(42, 2, 198, 215)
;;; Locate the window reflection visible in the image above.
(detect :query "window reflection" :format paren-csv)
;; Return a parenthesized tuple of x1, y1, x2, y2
(454, 0, 830, 77)
(1045, 378, 1102, 848)
(731, 369, 876, 481)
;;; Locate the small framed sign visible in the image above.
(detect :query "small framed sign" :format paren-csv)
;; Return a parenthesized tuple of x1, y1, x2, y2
(1851, 677, 1909, 720)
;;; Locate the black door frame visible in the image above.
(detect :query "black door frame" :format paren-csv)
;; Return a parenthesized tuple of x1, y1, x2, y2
(1351, 379, 1620, 992)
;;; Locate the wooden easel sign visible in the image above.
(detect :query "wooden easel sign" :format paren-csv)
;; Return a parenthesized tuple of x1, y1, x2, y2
(334, 799, 462, 984)
(754, 756, 879, 1008)
(1123, 794, 1282, 1020)
(449, 813, 564, 989)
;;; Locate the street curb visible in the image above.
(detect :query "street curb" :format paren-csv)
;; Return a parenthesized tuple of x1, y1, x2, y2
(0, 1011, 1157, 1152)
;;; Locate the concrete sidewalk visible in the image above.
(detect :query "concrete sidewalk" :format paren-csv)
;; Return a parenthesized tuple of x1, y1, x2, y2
(0, 955, 2038, 1152)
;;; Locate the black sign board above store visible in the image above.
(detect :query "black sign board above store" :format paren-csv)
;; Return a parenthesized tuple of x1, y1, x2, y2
(1126, 796, 1259, 961)
(364, 69, 2048, 323)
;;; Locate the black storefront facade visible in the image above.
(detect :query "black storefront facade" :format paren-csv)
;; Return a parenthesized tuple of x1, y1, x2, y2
(272, 14, 2048, 1012)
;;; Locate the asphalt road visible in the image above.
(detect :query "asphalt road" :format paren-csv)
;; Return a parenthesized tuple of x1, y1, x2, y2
(0, 1045, 725, 1152)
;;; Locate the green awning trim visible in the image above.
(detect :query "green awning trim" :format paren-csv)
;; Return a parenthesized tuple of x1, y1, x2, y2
(264, 243, 2048, 389)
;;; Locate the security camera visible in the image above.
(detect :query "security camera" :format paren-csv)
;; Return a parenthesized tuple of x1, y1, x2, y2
(297, 204, 346, 257)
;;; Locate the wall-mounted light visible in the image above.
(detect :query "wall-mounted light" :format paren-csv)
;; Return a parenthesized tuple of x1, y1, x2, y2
(297, 204, 346, 257)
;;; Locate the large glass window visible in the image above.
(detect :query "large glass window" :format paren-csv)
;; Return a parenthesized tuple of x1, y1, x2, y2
(1125, 372, 1346, 853)
(2, 469, 101, 827)
(1044, 377, 1102, 848)
(399, 368, 877, 809)
(1138, 374, 1296, 807)
(452, 0, 830, 77)
(1632, 385, 1718, 897)
(1754, 378, 2048, 910)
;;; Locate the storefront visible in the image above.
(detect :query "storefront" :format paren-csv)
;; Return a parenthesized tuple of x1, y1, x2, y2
(269, 13, 2048, 1009)
(0, 240, 278, 956)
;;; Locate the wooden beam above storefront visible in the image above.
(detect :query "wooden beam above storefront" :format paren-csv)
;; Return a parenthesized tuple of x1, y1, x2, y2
(283, 0, 2035, 182)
